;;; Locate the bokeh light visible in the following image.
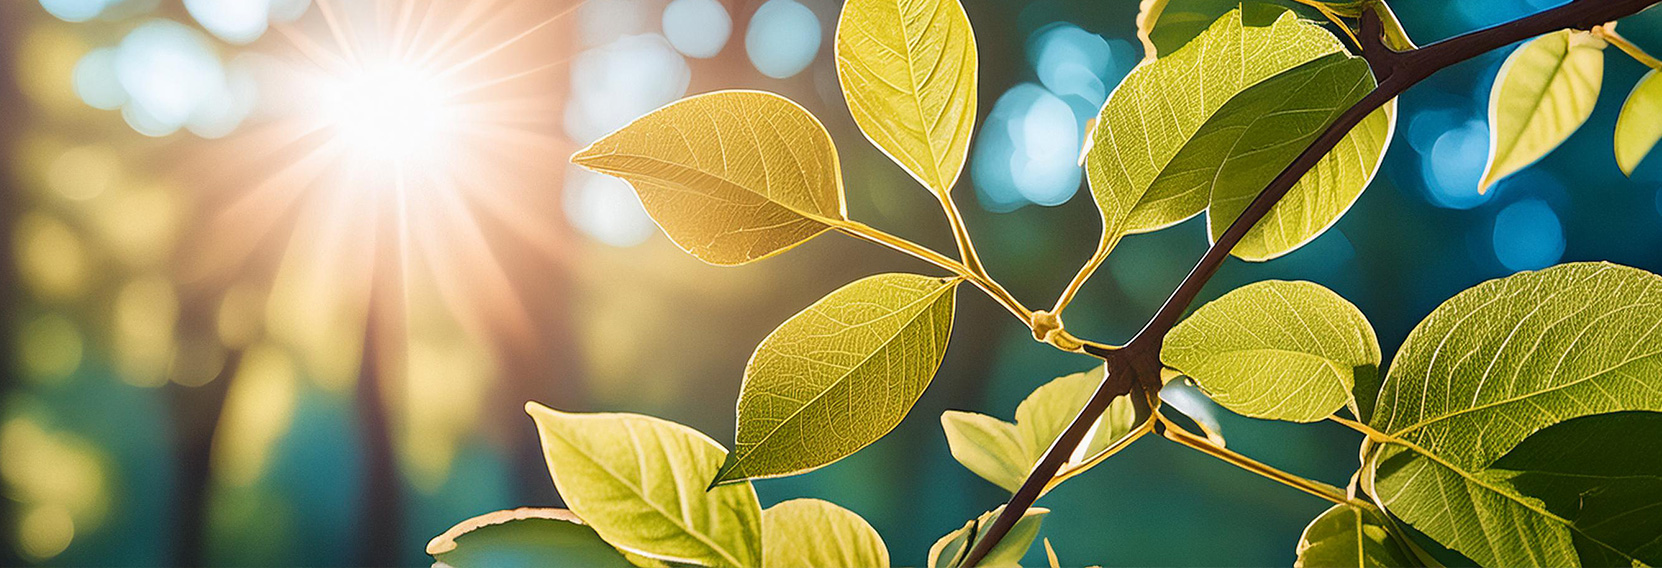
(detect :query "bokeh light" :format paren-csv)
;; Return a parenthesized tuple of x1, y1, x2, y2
(1420, 119, 1494, 209)
(113, 19, 228, 136)
(663, 0, 731, 59)
(72, 48, 125, 110)
(1491, 198, 1565, 271)
(563, 168, 656, 248)
(745, 0, 821, 79)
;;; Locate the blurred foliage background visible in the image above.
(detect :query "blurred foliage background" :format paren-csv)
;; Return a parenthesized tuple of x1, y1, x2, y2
(2, 0, 1660, 566)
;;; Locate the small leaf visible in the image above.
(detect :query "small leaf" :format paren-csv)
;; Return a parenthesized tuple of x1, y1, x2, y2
(572, 90, 847, 265)
(1367, 262, 1662, 567)
(761, 499, 890, 568)
(927, 507, 1049, 568)
(716, 274, 960, 484)
(1615, 69, 1662, 176)
(1293, 505, 1416, 568)
(1480, 30, 1605, 193)
(941, 366, 1143, 493)
(526, 403, 763, 568)
(940, 411, 1028, 493)
(1491, 412, 1662, 567)
(835, 0, 978, 195)
(1089, 10, 1390, 262)
(1163, 281, 1380, 423)
(426, 508, 633, 568)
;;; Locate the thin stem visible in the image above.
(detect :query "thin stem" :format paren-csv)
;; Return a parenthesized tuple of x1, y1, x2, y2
(958, 1, 1662, 564)
(937, 192, 991, 282)
(835, 221, 1034, 325)
(1049, 233, 1115, 317)
(1597, 25, 1662, 70)
(1329, 414, 1392, 442)
(1157, 413, 1356, 507)
(1046, 417, 1154, 492)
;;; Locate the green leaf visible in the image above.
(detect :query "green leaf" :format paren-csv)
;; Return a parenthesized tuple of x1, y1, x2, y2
(835, 0, 977, 195)
(426, 508, 634, 568)
(1134, 1, 1317, 61)
(1615, 69, 1662, 176)
(941, 366, 1143, 493)
(927, 507, 1049, 568)
(1294, 505, 1417, 568)
(1367, 262, 1662, 567)
(571, 90, 847, 266)
(1163, 281, 1380, 422)
(715, 274, 960, 484)
(526, 404, 763, 568)
(1480, 30, 1605, 193)
(761, 499, 890, 568)
(1491, 412, 1662, 567)
(1088, 10, 1391, 262)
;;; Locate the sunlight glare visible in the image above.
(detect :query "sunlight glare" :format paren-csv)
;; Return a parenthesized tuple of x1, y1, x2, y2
(322, 61, 459, 170)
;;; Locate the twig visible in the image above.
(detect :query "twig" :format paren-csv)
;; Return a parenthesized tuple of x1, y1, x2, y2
(957, 1, 1662, 564)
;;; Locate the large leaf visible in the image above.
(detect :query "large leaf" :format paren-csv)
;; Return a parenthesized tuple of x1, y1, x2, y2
(426, 508, 634, 568)
(761, 499, 890, 568)
(926, 506, 1049, 568)
(1294, 504, 1417, 568)
(1615, 69, 1662, 176)
(941, 366, 1143, 492)
(1367, 262, 1662, 567)
(1479, 30, 1605, 193)
(571, 90, 846, 265)
(1491, 412, 1662, 567)
(526, 404, 763, 567)
(1088, 10, 1391, 262)
(715, 274, 960, 484)
(1163, 280, 1379, 422)
(835, 0, 977, 195)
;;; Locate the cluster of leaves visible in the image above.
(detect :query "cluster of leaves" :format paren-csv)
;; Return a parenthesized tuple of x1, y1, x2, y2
(430, 0, 1662, 566)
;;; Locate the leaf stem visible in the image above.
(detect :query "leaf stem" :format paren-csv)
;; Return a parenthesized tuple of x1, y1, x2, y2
(1596, 24, 1662, 70)
(937, 192, 991, 283)
(1156, 413, 1356, 507)
(1049, 233, 1115, 318)
(835, 220, 1034, 325)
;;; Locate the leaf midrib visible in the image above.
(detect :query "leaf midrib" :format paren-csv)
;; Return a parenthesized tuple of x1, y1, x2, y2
(578, 153, 842, 226)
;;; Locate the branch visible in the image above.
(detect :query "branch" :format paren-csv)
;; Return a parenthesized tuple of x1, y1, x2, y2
(958, 0, 1661, 564)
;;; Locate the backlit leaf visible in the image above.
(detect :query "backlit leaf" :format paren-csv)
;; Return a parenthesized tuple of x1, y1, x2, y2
(1164, 281, 1379, 422)
(526, 404, 763, 568)
(1367, 262, 1662, 567)
(927, 506, 1049, 568)
(1294, 505, 1417, 568)
(571, 90, 846, 265)
(835, 0, 977, 195)
(715, 274, 960, 484)
(425, 508, 633, 568)
(761, 499, 890, 568)
(1480, 30, 1605, 193)
(1615, 69, 1662, 176)
(941, 366, 1143, 493)
(1134, 0, 1317, 61)
(1088, 10, 1390, 262)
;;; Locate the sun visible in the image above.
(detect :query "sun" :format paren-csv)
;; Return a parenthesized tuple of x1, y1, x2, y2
(321, 60, 460, 170)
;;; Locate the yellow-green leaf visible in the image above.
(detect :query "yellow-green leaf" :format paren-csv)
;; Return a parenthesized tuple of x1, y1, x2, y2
(426, 508, 634, 568)
(1088, 10, 1390, 262)
(835, 0, 977, 195)
(526, 404, 763, 568)
(715, 274, 960, 484)
(1294, 505, 1417, 568)
(1480, 30, 1605, 193)
(571, 90, 847, 265)
(1615, 69, 1662, 176)
(761, 499, 889, 568)
(1134, 1, 1317, 61)
(927, 507, 1049, 568)
(1163, 280, 1379, 422)
(942, 366, 1143, 493)
(1367, 262, 1662, 567)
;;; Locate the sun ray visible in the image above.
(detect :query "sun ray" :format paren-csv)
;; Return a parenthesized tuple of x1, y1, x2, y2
(314, 0, 365, 67)
(432, 1, 585, 81)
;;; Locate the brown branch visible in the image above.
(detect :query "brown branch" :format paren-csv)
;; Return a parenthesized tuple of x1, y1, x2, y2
(958, 0, 1661, 564)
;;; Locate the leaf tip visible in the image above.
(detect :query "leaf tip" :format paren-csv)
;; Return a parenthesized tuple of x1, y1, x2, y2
(707, 455, 747, 490)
